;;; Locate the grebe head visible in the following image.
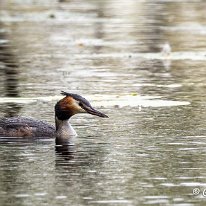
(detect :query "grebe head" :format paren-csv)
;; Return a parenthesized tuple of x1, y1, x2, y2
(55, 91, 108, 120)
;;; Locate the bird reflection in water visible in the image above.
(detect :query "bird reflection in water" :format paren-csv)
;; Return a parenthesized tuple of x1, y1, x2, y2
(55, 136, 76, 160)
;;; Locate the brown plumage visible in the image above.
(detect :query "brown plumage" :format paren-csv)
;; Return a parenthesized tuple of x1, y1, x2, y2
(0, 117, 55, 138)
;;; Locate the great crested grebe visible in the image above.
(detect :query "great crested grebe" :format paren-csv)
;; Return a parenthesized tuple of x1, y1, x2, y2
(0, 91, 108, 144)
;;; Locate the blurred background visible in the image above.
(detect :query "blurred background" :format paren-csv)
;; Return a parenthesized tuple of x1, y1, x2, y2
(1, 0, 206, 206)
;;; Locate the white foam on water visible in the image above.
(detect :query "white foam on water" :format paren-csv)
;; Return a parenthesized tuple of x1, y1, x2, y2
(0, 94, 190, 108)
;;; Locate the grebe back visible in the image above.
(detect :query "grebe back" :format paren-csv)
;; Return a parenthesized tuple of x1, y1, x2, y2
(0, 116, 55, 138)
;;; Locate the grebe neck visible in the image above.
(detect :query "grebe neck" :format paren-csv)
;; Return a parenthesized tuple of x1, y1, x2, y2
(55, 117, 77, 145)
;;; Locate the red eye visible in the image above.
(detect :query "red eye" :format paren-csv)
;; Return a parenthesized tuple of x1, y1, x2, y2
(79, 102, 83, 107)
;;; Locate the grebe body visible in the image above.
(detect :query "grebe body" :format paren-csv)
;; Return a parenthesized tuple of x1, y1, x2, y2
(0, 92, 108, 142)
(0, 117, 55, 138)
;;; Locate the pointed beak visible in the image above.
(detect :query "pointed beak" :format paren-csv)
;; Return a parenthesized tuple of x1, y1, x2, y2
(83, 105, 109, 118)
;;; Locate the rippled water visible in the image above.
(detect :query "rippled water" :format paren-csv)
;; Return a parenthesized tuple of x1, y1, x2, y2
(1, 0, 206, 205)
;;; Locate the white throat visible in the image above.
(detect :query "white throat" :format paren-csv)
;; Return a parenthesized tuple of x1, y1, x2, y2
(55, 117, 77, 140)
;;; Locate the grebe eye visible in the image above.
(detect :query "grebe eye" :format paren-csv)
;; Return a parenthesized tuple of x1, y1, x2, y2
(79, 102, 83, 107)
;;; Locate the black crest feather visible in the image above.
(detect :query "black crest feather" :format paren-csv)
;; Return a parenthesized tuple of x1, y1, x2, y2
(60, 91, 92, 107)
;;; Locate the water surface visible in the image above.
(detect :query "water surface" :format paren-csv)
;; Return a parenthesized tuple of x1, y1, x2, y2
(1, 0, 206, 205)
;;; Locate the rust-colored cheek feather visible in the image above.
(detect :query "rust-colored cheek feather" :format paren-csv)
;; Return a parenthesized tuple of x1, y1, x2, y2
(59, 97, 80, 115)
